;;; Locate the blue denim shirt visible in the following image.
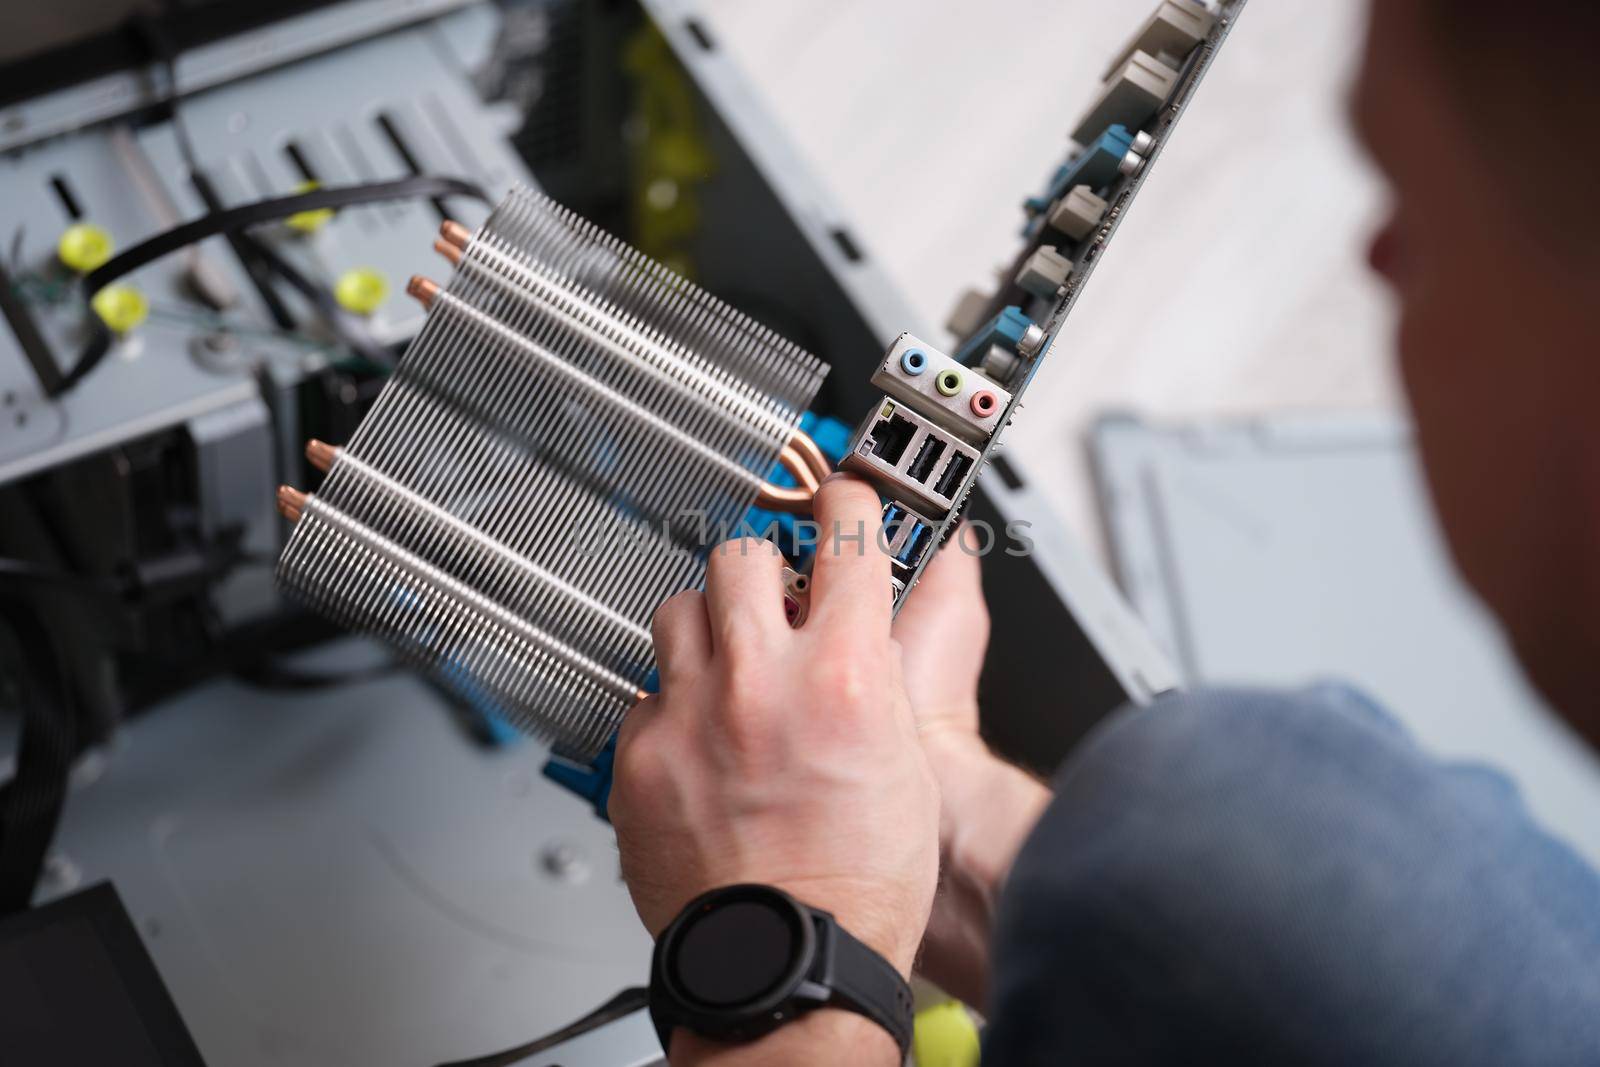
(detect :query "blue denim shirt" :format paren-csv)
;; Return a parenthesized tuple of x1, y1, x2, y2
(985, 686, 1600, 1065)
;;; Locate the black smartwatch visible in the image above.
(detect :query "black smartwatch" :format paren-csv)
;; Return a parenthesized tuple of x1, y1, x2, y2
(648, 884, 914, 1056)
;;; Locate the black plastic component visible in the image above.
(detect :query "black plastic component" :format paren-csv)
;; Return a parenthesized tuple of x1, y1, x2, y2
(990, 452, 1026, 491)
(830, 228, 864, 263)
(48, 174, 83, 219)
(283, 140, 318, 183)
(684, 18, 716, 52)
(190, 169, 294, 330)
(0, 883, 207, 1064)
(933, 451, 974, 500)
(867, 409, 917, 466)
(375, 113, 450, 221)
(906, 436, 946, 484)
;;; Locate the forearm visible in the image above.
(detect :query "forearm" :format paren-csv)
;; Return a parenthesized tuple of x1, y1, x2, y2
(669, 1009, 900, 1066)
(920, 735, 1052, 1006)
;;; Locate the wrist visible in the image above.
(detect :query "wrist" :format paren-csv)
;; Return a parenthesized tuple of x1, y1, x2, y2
(652, 885, 913, 1066)
(919, 725, 991, 788)
(925, 736, 1050, 899)
(765, 877, 920, 978)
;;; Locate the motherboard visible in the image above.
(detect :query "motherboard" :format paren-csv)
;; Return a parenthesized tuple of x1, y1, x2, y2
(838, 0, 1248, 611)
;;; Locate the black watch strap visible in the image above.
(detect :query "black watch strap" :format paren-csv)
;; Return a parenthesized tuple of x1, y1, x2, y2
(649, 885, 916, 1057)
(824, 919, 915, 1055)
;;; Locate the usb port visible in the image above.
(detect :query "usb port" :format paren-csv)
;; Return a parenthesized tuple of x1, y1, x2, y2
(906, 436, 946, 484)
(932, 452, 974, 501)
(881, 501, 934, 570)
(896, 521, 932, 568)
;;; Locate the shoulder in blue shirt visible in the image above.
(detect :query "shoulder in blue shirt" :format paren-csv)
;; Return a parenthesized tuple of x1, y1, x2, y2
(985, 685, 1600, 1066)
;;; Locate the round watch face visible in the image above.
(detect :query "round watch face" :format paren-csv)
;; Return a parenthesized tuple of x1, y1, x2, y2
(669, 891, 807, 1008)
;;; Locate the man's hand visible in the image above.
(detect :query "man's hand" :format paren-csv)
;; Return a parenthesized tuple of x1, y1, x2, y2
(892, 527, 989, 763)
(892, 537, 1051, 1008)
(610, 474, 940, 1061)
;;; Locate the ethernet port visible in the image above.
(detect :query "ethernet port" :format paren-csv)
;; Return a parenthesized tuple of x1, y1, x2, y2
(866, 407, 918, 466)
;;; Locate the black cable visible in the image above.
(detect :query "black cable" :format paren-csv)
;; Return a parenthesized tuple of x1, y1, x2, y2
(46, 12, 489, 397)
(433, 988, 651, 1067)
(131, 12, 296, 330)
(87, 178, 487, 295)
(53, 175, 487, 396)
(191, 164, 301, 331)
(233, 233, 396, 368)
(140, 14, 403, 364)
(40, 11, 489, 398)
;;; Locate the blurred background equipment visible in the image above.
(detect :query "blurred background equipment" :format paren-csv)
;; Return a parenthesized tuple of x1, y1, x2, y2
(1, 1, 1186, 1063)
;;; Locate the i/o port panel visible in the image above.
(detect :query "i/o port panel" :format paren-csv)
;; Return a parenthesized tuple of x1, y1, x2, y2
(841, 397, 982, 516)
(870, 333, 1011, 444)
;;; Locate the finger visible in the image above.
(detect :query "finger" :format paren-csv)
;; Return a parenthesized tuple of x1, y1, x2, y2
(703, 536, 787, 650)
(651, 589, 712, 686)
(809, 473, 891, 630)
(893, 533, 985, 639)
(610, 693, 665, 825)
(615, 692, 661, 757)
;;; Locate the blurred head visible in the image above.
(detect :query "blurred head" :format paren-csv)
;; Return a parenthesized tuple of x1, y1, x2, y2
(1352, 0, 1600, 745)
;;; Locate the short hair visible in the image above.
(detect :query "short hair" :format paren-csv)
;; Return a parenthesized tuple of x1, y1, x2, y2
(1426, 1, 1600, 259)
